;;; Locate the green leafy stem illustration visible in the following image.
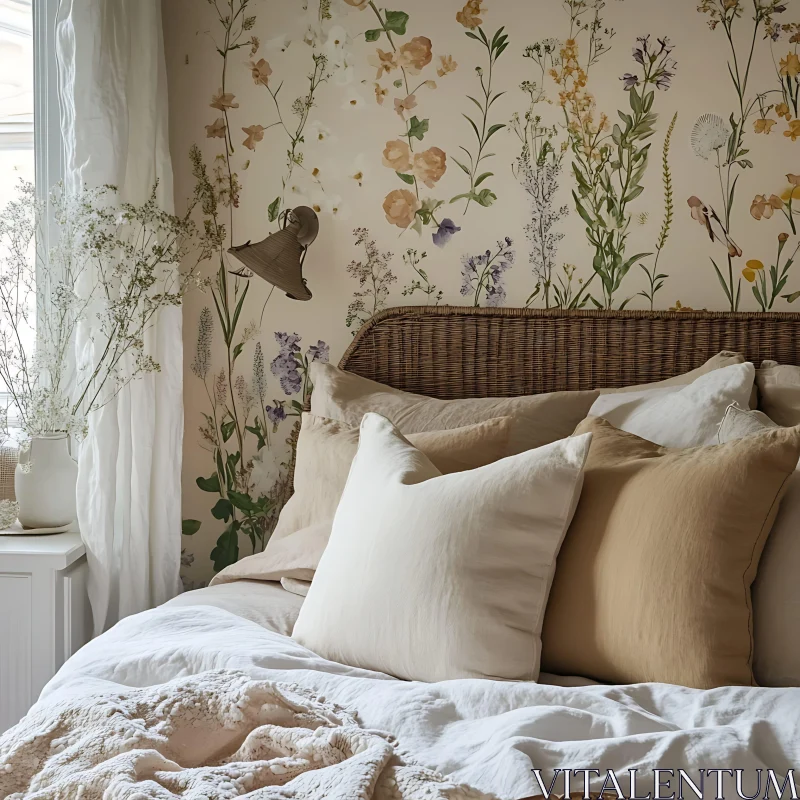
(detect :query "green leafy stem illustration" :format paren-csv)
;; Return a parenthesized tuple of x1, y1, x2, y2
(451, 26, 509, 212)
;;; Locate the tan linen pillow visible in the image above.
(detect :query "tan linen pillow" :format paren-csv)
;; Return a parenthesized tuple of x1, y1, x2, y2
(292, 413, 592, 682)
(309, 361, 598, 455)
(718, 403, 800, 688)
(540, 416, 800, 689)
(210, 414, 514, 587)
(597, 350, 747, 394)
(757, 361, 800, 426)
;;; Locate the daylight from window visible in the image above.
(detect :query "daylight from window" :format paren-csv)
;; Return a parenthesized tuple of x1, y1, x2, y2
(0, 0, 32, 204)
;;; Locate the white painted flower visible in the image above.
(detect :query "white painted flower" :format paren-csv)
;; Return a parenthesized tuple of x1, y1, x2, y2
(264, 34, 292, 53)
(250, 450, 281, 499)
(342, 89, 366, 111)
(333, 63, 356, 86)
(307, 120, 336, 144)
(324, 25, 351, 59)
(305, 187, 348, 220)
(302, 22, 325, 49)
(345, 153, 371, 188)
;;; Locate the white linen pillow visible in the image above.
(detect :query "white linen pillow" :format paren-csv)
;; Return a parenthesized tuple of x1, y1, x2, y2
(292, 413, 592, 683)
(718, 402, 800, 687)
(589, 362, 755, 448)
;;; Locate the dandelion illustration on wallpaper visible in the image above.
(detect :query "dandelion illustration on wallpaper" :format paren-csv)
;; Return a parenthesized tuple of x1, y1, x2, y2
(450, 2, 507, 212)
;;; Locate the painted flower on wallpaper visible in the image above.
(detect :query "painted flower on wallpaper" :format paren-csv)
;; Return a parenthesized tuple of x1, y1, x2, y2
(397, 36, 433, 74)
(460, 238, 515, 307)
(754, 117, 777, 134)
(750, 193, 783, 220)
(271, 333, 304, 396)
(690, 114, 729, 160)
(412, 147, 447, 188)
(394, 94, 417, 117)
(382, 139, 413, 173)
(437, 55, 458, 77)
(342, 87, 367, 110)
(248, 58, 272, 87)
(369, 48, 397, 79)
(374, 83, 388, 105)
(383, 188, 419, 228)
(344, 0, 369, 8)
(346, 228, 397, 331)
(457, 0, 485, 30)
(432, 218, 461, 248)
(786, 120, 800, 140)
(781, 51, 800, 78)
(242, 124, 266, 150)
(205, 118, 227, 139)
(307, 120, 335, 143)
(210, 89, 239, 112)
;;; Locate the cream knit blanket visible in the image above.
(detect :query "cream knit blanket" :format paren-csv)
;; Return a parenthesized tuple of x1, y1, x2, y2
(0, 670, 491, 800)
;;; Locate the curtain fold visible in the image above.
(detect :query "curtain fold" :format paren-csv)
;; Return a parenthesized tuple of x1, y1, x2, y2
(56, 0, 183, 634)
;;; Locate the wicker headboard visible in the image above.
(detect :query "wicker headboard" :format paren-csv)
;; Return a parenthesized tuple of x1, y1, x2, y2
(339, 307, 800, 398)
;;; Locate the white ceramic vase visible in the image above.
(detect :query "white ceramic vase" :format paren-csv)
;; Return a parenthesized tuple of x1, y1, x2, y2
(15, 434, 78, 529)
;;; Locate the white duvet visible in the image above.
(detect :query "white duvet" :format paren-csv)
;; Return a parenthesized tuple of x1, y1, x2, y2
(23, 584, 800, 799)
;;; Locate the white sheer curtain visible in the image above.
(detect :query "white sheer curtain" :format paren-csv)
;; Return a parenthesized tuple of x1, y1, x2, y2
(56, 0, 183, 634)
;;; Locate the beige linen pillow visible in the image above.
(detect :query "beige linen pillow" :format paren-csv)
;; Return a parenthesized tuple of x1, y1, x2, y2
(540, 416, 800, 689)
(757, 361, 800, 426)
(292, 413, 592, 683)
(597, 351, 747, 394)
(210, 414, 514, 587)
(718, 403, 800, 688)
(309, 361, 598, 455)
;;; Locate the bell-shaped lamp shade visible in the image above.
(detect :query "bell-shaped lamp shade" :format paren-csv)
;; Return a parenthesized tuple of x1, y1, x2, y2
(227, 206, 319, 301)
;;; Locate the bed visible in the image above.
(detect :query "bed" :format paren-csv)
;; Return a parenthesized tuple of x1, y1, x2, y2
(6, 308, 800, 800)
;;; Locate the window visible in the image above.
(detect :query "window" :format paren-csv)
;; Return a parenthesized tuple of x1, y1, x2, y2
(0, 0, 61, 429)
(0, 0, 33, 205)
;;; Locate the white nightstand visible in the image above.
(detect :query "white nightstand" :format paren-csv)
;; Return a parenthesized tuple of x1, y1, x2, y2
(0, 532, 91, 733)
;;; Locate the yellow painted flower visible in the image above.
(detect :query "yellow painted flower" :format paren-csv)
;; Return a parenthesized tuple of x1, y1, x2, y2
(437, 55, 458, 77)
(456, 0, 485, 30)
(782, 185, 800, 202)
(754, 118, 777, 134)
(670, 301, 694, 312)
(780, 52, 800, 79)
(777, 103, 791, 120)
(785, 119, 800, 141)
(743, 260, 765, 283)
(374, 83, 388, 106)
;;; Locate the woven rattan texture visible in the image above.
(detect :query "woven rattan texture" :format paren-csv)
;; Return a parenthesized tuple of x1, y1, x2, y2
(339, 307, 800, 398)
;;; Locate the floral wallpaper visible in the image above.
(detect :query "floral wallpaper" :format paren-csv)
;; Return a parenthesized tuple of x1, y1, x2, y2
(164, 0, 800, 584)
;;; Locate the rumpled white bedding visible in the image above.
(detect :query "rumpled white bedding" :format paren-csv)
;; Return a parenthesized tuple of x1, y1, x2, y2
(23, 584, 800, 799)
